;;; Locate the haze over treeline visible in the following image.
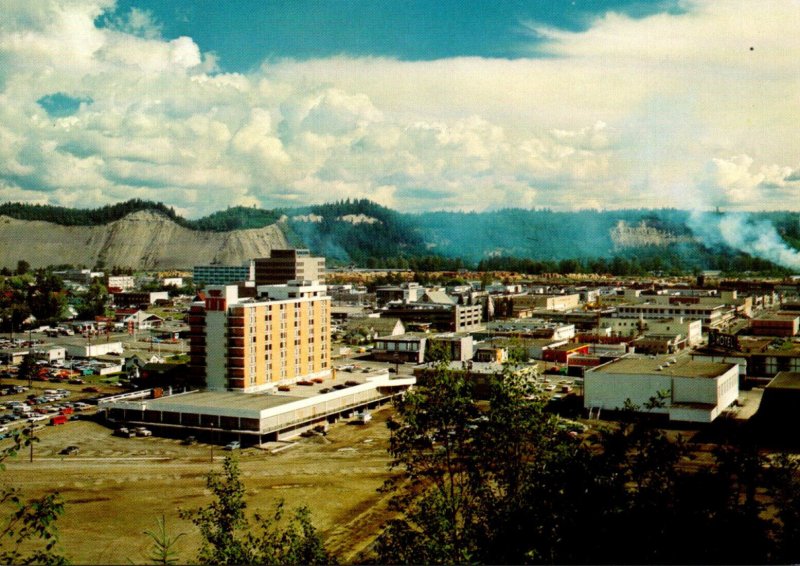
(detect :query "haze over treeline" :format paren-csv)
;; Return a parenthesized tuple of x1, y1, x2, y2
(1, 199, 799, 275)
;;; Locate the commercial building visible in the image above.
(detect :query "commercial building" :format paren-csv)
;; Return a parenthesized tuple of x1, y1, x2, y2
(510, 293, 581, 313)
(481, 319, 576, 341)
(107, 275, 135, 291)
(63, 340, 124, 358)
(193, 262, 254, 286)
(372, 333, 428, 364)
(750, 314, 799, 337)
(188, 281, 331, 393)
(104, 372, 415, 444)
(584, 355, 739, 423)
(600, 316, 703, 346)
(376, 282, 423, 307)
(112, 291, 170, 307)
(389, 303, 482, 332)
(254, 249, 325, 285)
(614, 302, 733, 329)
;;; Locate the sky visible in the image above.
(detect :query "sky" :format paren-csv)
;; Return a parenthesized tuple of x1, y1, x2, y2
(1, 0, 799, 218)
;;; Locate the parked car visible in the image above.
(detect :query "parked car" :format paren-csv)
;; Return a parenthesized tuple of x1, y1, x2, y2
(134, 427, 152, 437)
(181, 436, 197, 445)
(114, 427, 135, 438)
(224, 440, 240, 451)
(59, 445, 79, 455)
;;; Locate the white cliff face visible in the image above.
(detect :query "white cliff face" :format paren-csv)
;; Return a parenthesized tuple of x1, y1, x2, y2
(0, 210, 290, 269)
(610, 220, 693, 250)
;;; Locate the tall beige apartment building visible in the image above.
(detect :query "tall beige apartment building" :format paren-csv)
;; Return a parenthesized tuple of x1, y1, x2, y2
(189, 281, 330, 392)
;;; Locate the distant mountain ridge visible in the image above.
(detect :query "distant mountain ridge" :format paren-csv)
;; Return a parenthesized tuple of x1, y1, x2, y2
(1, 199, 799, 272)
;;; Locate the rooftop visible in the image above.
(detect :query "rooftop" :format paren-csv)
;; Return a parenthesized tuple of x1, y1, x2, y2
(766, 372, 800, 391)
(592, 355, 735, 378)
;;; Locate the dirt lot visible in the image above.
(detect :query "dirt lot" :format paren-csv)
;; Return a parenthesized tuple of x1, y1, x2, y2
(1, 408, 397, 564)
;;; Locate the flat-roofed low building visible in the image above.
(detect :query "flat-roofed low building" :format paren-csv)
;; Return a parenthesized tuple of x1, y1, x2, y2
(600, 316, 702, 346)
(512, 294, 580, 313)
(63, 340, 124, 358)
(633, 333, 686, 355)
(427, 333, 473, 362)
(104, 372, 415, 443)
(383, 302, 482, 333)
(107, 275, 135, 291)
(753, 372, 800, 434)
(482, 319, 576, 341)
(614, 302, 733, 329)
(113, 291, 170, 307)
(372, 333, 427, 364)
(585, 355, 739, 423)
(584, 356, 739, 423)
(750, 314, 799, 337)
(543, 344, 590, 364)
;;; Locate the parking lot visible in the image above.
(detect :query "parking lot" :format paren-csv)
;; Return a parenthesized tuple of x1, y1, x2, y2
(1, 404, 397, 564)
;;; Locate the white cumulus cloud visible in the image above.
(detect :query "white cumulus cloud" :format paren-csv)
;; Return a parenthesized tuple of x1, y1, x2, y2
(0, 0, 799, 216)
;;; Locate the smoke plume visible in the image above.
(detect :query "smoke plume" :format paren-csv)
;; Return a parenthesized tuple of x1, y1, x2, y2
(689, 211, 800, 271)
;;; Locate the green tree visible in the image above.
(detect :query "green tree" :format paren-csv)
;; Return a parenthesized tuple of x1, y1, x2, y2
(0, 429, 67, 564)
(143, 514, 186, 565)
(17, 354, 36, 388)
(376, 364, 561, 564)
(180, 455, 330, 565)
(77, 279, 108, 319)
(28, 270, 67, 324)
(15, 260, 30, 276)
(375, 363, 482, 564)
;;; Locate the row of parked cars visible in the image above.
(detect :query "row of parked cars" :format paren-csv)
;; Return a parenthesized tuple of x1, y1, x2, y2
(114, 426, 152, 438)
(0, 389, 93, 429)
(319, 380, 361, 394)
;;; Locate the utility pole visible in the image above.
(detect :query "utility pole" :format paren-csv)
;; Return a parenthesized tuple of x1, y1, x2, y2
(28, 326, 33, 388)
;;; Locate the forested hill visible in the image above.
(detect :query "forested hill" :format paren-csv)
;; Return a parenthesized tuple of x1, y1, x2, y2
(0, 200, 282, 232)
(1, 199, 799, 273)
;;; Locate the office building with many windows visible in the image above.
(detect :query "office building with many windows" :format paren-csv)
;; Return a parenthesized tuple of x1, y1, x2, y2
(254, 249, 325, 285)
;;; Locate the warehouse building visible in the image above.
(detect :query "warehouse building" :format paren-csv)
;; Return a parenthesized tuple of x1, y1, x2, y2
(584, 355, 739, 423)
(104, 372, 415, 443)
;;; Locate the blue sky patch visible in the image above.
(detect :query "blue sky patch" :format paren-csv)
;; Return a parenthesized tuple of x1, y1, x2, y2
(104, 0, 684, 72)
(37, 93, 92, 118)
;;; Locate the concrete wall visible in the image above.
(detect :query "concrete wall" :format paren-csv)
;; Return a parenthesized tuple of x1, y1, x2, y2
(584, 372, 672, 414)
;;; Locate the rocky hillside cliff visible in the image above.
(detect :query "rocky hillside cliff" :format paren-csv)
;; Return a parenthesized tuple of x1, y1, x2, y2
(0, 210, 289, 269)
(609, 220, 695, 250)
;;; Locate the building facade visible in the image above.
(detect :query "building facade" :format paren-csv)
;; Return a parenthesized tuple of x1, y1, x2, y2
(193, 262, 254, 286)
(189, 282, 331, 392)
(254, 249, 325, 285)
(584, 356, 739, 423)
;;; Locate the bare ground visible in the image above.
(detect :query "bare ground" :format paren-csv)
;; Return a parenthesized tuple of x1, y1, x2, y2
(1, 408, 397, 564)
